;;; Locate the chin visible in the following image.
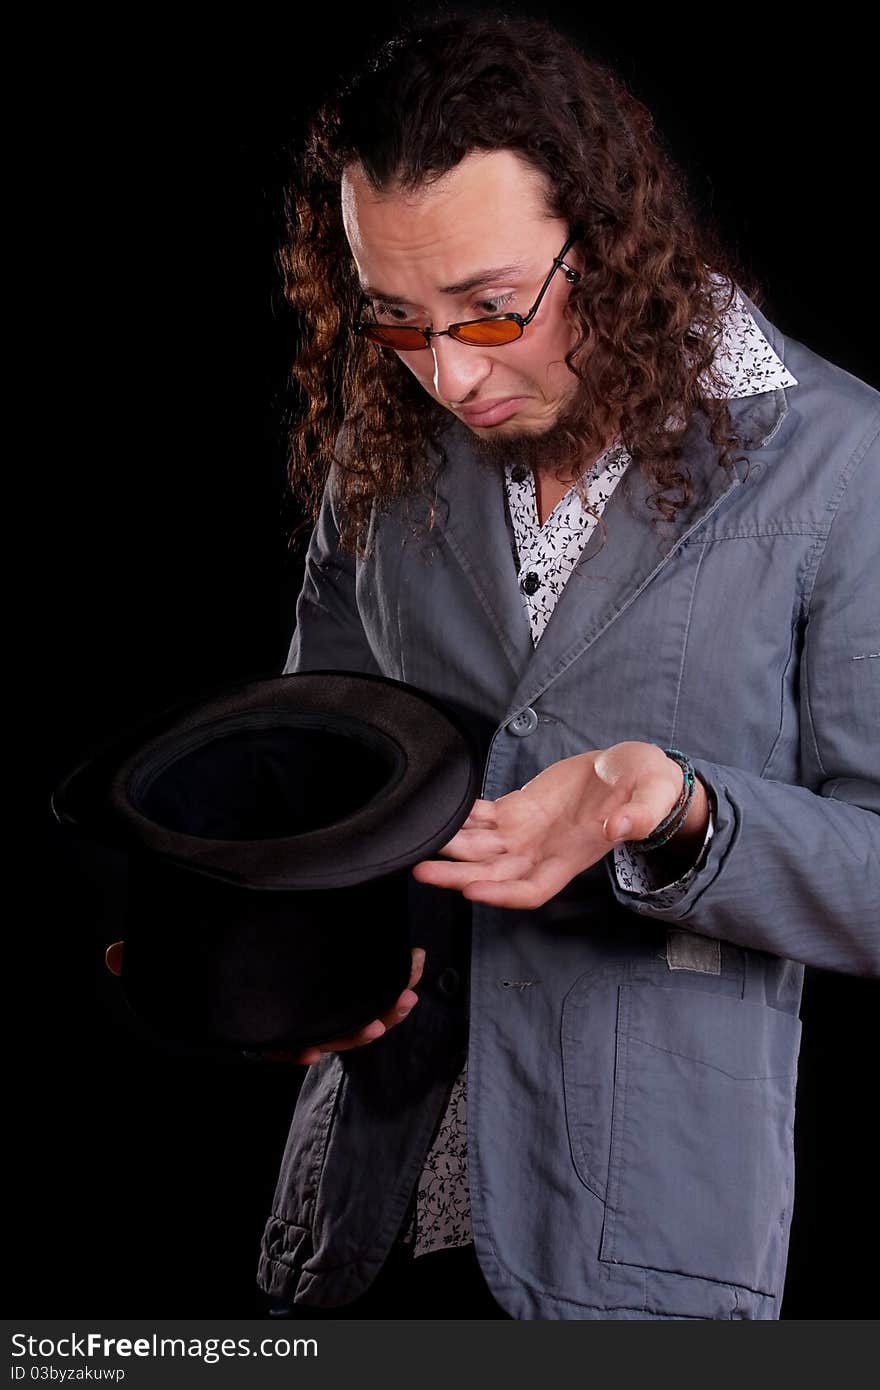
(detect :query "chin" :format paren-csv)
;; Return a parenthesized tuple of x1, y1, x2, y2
(469, 409, 558, 450)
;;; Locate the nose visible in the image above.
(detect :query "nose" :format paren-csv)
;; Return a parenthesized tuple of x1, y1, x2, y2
(429, 335, 493, 408)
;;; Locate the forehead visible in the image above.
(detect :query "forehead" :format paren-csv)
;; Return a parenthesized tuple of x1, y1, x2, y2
(340, 149, 558, 285)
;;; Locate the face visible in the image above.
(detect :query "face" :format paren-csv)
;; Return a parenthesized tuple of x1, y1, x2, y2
(341, 149, 601, 475)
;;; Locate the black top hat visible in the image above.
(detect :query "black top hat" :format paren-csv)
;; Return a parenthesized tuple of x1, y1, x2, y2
(51, 670, 485, 1051)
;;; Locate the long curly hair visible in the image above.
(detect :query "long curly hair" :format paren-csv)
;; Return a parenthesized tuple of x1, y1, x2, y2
(279, 8, 765, 559)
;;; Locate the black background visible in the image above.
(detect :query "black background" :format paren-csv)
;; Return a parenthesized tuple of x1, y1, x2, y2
(36, 3, 877, 1319)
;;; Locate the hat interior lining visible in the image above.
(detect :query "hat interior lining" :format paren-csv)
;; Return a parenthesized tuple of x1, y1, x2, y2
(126, 711, 407, 842)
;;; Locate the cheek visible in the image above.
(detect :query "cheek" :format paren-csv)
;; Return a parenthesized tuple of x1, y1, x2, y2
(398, 352, 433, 384)
(522, 308, 575, 366)
(544, 315, 585, 379)
(517, 335, 572, 389)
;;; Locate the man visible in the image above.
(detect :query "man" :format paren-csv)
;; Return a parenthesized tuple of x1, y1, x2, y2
(114, 13, 879, 1318)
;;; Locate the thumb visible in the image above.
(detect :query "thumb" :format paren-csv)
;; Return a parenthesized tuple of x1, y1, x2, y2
(603, 781, 676, 844)
(603, 809, 637, 843)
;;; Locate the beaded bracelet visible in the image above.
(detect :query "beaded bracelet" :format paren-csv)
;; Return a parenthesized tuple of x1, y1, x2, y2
(627, 748, 696, 852)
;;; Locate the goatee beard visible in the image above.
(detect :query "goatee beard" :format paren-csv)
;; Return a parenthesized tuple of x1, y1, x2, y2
(466, 382, 614, 482)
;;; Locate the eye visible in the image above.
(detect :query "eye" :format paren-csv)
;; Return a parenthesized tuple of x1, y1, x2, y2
(476, 293, 515, 315)
(371, 301, 412, 322)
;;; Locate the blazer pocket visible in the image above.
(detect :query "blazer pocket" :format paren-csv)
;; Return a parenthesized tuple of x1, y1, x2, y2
(561, 965, 624, 1201)
(562, 978, 802, 1294)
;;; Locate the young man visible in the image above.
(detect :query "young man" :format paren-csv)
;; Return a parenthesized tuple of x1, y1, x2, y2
(144, 13, 880, 1319)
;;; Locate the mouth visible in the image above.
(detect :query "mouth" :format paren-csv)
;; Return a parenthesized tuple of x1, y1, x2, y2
(456, 397, 527, 428)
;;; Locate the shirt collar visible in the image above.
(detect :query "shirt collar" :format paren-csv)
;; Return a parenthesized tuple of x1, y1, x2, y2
(700, 275, 798, 398)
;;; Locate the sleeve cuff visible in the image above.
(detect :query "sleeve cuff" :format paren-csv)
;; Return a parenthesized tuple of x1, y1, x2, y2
(612, 807, 716, 904)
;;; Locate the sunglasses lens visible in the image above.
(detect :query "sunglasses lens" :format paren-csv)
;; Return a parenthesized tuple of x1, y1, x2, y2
(358, 323, 426, 350)
(451, 319, 523, 346)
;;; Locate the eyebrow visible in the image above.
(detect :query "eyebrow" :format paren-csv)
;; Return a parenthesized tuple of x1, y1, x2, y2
(361, 260, 530, 304)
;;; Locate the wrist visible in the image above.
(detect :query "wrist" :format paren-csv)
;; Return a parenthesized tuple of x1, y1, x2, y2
(627, 748, 699, 852)
(667, 772, 710, 848)
(636, 773, 710, 881)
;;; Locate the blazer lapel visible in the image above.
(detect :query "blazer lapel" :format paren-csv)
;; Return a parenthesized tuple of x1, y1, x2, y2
(434, 386, 788, 716)
(433, 424, 535, 683)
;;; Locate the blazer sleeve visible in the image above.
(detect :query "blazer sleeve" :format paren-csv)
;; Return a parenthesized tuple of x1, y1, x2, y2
(282, 460, 383, 678)
(605, 429, 880, 979)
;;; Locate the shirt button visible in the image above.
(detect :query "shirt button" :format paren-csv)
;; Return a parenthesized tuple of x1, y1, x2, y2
(507, 707, 539, 737)
(511, 463, 530, 483)
(437, 967, 460, 999)
(521, 571, 541, 595)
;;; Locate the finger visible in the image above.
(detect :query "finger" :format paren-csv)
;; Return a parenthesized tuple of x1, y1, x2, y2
(255, 971, 424, 1067)
(374, 988, 419, 1032)
(433, 827, 510, 860)
(303, 1020, 389, 1056)
(461, 879, 530, 908)
(459, 799, 499, 828)
(285, 1046, 325, 1065)
(459, 852, 575, 910)
(412, 851, 534, 892)
(310, 984, 422, 1057)
(408, 947, 426, 989)
(105, 941, 124, 976)
(320, 1021, 388, 1052)
(461, 870, 563, 910)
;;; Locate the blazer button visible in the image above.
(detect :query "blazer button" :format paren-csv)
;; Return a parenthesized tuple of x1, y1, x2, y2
(521, 571, 541, 595)
(507, 707, 539, 737)
(437, 967, 460, 998)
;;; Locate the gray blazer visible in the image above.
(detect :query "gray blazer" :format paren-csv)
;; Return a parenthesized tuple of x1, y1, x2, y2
(257, 291, 879, 1320)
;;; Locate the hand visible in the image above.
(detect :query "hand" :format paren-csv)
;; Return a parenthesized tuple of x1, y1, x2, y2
(411, 741, 709, 909)
(258, 946, 426, 1065)
(103, 940, 426, 1067)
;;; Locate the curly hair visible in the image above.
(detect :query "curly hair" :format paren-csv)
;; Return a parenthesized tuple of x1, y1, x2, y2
(278, 7, 765, 559)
